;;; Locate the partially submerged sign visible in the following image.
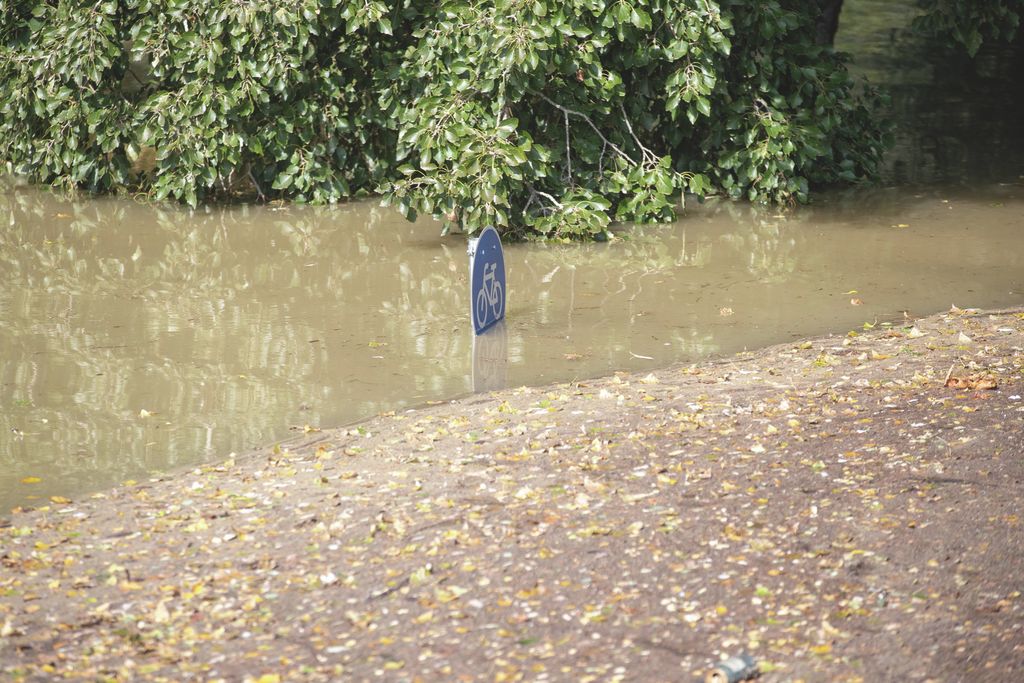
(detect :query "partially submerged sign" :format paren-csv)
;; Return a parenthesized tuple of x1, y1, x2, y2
(468, 226, 506, 335)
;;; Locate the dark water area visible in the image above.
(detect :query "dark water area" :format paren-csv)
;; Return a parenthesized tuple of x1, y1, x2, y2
(2, 0, 1023, 511)
(836, 0, 1024, 186)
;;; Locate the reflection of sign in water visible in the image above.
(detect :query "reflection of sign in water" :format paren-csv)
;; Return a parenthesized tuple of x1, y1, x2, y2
(472, 320, 508, 393)
(469, 226, 506, 335)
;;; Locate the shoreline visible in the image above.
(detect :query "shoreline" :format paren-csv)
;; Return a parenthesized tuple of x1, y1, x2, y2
(2, 306, 1023, 681)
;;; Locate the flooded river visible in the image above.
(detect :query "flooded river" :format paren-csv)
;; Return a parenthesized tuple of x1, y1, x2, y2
(3, 184, 1021, 509)
(2, 1, 1023, 510)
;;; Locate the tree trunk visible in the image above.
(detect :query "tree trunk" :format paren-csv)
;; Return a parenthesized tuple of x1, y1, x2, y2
(816, 0, 844, 45)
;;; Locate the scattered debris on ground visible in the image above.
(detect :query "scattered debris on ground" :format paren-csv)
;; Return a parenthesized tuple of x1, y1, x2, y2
(2, 308, 1023, 682)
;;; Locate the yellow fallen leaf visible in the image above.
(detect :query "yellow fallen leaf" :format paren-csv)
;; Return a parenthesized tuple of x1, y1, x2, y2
(410, 564, 433, 585)
(49, 496, 72, 504)
(810, 643, 832, 655)
(20, 477, 41, 484)
(436, 585, 467, 603)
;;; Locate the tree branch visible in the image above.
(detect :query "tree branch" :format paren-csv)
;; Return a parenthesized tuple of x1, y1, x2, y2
(531, 91, 635, 166)
(564, 111, 573, 185)
(619, 102, 657, 166)
(527, 184, 563, 213)
(248, 168, 265, 202)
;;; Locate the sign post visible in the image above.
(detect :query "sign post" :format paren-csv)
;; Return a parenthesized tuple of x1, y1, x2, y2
(468, 226, 506, 335)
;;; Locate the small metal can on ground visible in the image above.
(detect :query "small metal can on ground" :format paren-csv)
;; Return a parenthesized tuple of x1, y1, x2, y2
(705, 653, 758, 683)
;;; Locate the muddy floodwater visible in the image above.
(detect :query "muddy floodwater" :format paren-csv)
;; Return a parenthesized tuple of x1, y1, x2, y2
(3, 184, 1022, 509)
(3, 0, 1024, 510)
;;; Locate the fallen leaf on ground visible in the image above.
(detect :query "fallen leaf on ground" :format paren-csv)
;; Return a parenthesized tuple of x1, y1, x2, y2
(945, 374, 997, 390)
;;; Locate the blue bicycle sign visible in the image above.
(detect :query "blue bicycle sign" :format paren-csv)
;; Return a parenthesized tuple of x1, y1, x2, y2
(469, 226, 506, 335)
(476, 260, 504, 325)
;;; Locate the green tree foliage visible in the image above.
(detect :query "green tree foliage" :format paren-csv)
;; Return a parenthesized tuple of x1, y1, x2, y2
(0, 1, 891, 238)
(386, 1, 891, 238)
(0, 0, 407, 206)
(913, 0, 1022, 57)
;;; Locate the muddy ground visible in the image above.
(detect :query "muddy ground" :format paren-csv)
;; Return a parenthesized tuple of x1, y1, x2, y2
(2, 307, 1023, 682)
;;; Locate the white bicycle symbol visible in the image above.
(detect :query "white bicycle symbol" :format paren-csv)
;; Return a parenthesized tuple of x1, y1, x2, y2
(476, 261, 503, 326)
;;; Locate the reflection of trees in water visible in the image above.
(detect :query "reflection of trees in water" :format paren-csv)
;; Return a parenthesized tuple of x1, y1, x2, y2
(518, 204, 805, 288)
(0, 186, 471, 508)
(2, 181, 899, 508)
(709, 201, 806, 283)
(837, 0, 1024, 185)
(504, 200, 812, 370)
(882, 43, 1024, 185)
(672, 330, 719, 359)
(10, 183, 808, 504)
(579, 200, 807, 283)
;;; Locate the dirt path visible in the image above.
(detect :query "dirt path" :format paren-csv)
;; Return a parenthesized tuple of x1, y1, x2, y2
(3, 308, 1023, 682)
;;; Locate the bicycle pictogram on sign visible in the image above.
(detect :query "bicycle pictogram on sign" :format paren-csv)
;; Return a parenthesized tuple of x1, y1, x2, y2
(469, 226, 506, 335)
